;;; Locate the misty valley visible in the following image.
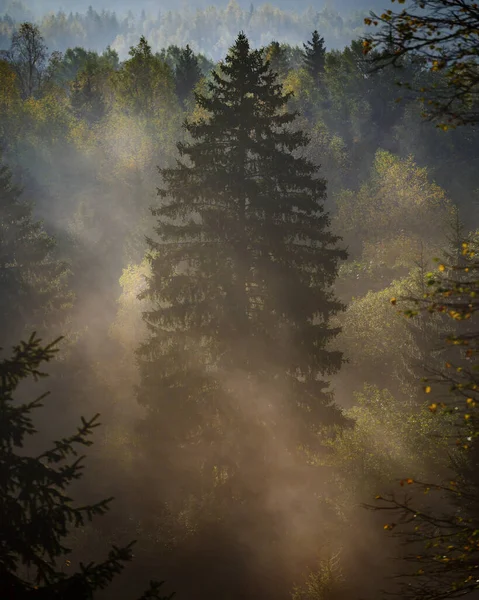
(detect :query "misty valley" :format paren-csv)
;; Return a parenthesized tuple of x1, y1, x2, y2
(1, 1, 479, 600)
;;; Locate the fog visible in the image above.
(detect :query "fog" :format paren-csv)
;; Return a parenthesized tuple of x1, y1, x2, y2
(1, 1, 478, 600)
(1, 0, 372, 60)
(24, 0, 389, 16)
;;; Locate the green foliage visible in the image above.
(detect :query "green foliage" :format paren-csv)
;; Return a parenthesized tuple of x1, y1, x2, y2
(137, 34, 347, 515)
(59, 47, 119, 124)
(112, 36, 176, 121)
(302, 118, 350, 197)
(54, 46, 119, 87)
(334, 150, 452, 268)
(0, 13, 479, 600)
(339, 278, 412, 372)
(333, 153, 456, 398)
(327, 385, 454, 492)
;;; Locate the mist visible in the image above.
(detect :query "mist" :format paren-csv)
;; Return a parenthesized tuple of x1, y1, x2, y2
(1, 1, 371, 60)
(23, 0, 391, 17)
(1, 1, 478, 600)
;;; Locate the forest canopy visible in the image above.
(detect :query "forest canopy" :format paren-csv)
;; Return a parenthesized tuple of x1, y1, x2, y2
(0, 1, 370, 59)
(1, 1, 479, 599)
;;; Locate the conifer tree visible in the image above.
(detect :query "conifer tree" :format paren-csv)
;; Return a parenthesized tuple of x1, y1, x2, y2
(302, 30, 326, 83)
(174, 44, 202, 106)
(137, 33, 346, 492)
(0, 156, 73, 347)
(0, 333, 172, 600)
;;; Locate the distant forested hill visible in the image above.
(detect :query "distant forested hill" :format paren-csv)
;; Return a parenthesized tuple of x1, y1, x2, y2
(23, 0, 391, 16)
(1, 0, 380, 59)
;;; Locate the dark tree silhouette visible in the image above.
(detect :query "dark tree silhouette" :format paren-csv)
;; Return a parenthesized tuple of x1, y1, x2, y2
(0, 332, 173, 600)
(174, 44, 202, 105)
(137, 32, 346, 497)
(302, 30, 326, 83)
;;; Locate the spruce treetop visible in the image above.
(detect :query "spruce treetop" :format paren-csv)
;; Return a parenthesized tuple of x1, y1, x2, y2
(302, 30, 326, 83)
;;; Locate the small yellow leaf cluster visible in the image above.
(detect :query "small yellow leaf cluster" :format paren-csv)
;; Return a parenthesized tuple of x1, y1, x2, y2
(362, 39, 373, 54)
(431, 60, 446, 72)
(448, 310, 466, 321)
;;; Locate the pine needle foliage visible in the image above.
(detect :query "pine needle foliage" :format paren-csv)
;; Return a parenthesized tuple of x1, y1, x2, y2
(302, 31, 326, 83)
(0, 333, 172, 600)
(138, 32, 346, 478)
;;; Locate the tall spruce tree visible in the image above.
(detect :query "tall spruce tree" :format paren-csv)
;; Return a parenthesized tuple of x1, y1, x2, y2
(137, 32, 346, 495)
(0, 156, 73, 347)
(302, 30, 326, 83)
